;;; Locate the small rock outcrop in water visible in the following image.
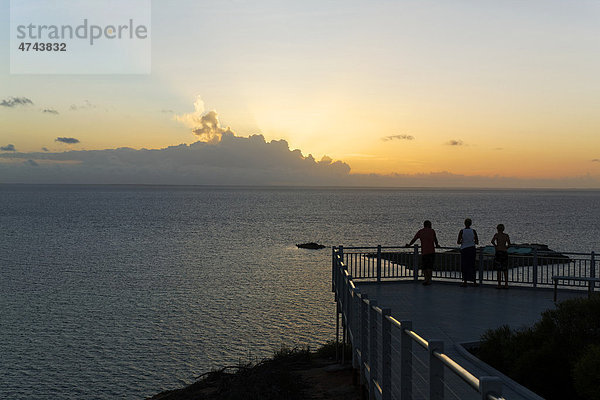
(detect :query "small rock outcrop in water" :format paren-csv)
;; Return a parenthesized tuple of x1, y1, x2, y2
(296, 242, 326, 250)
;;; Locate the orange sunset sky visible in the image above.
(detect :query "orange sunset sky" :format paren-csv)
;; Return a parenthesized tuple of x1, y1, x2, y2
(1, 1, 600, 187)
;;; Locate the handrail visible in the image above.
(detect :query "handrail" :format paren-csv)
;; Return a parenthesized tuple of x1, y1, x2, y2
(433, 351, 480, 391)
(336, 245, 598, 291)
(388, 314, 484, 392)
(404, 329, 429, 350)
(332, 246, 509, 400)
(337, 245, 598, 255)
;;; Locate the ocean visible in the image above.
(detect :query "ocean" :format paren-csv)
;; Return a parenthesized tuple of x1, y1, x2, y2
(1, 185, 599, 399)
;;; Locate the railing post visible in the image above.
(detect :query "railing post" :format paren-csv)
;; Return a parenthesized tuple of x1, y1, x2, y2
(332, 246, 336, 292)
(413, 245, 419, 281)
(352, 289, 361, 370)
(336, 302, 340, 362)
(533, 247, 538, 288)
(380, 308, 392, 400)
(591, 252, 596, 293)
(428, 340, 444, 400)
(400, 320, 413, 400)
(377, 245, 382, 283)
(479, 376, 503, 400)
(342, 311, 347, 365)
(478, 247, 484, 285)
(360, 294, 369, 385)
(368, 300, 378, 399)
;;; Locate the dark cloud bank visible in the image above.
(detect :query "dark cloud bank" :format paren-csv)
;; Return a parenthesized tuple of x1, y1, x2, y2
(1, 132, 599, 187)
(1, 144, 16, 152)
(0, 97, 33, 108)
(55, 137, 80, 144)
(0, 132, 350, 185)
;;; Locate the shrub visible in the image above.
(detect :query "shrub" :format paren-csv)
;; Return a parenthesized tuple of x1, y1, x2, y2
(477, 294, 600, 400)
(573, 344, 600, 400)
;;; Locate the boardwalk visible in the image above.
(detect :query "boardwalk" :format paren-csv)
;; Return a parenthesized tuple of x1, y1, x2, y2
(355, 280, 585, 399)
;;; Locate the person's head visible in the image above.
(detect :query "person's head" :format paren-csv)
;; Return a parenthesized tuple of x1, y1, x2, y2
(424, 220, 432, 228)
(464, 218, 472, 227)
(497, 224, 505, 232)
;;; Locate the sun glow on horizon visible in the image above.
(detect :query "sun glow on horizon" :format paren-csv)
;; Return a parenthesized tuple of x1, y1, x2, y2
(1, 1, 600, 186)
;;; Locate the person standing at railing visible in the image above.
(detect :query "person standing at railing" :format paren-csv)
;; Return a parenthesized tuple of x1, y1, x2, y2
(406, 220, 440, 286)
(492, 223, 511, 289)
(458, 218, 479, 287)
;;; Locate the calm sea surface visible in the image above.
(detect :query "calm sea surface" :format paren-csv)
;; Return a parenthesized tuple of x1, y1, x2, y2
(1, 185, 599, 399)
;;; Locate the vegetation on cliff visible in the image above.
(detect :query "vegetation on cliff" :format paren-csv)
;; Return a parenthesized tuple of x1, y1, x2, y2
(148, 342, 357, 400)
(476, 294, 600, 400)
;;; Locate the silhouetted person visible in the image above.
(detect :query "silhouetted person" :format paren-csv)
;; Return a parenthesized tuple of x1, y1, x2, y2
(457, 218, 479, 287)
(492, 224, 511, 289)
(406, 220, 440, 286)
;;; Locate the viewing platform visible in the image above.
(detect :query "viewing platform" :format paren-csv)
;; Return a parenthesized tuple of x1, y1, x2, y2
(331, 245, 598, 400)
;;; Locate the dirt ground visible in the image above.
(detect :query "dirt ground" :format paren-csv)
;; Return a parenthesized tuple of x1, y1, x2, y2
(148, 356, 362, 400)
(297, 359, 361, 400)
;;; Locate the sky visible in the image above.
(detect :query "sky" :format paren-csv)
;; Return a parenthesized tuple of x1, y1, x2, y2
(1, 0, 600, 187)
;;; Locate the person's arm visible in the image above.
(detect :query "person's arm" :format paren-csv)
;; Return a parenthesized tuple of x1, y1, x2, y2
(474, 230, 479, 245)
(406, 232, 419, 247)
(506, 234, 511, 247)
(434, 232, 440, 248)
(491, 233, 498, 247)
(457, 229, 463, 245)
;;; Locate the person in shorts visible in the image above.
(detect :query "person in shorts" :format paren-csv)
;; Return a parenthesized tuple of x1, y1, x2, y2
(491, 223, 511, 289)
(458, 218, 479, 287)
(406, 220, 440, 286)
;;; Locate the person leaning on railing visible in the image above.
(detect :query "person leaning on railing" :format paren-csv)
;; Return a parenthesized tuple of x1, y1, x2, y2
(406, 220, 441, 286)
(491, 224, 511, 289)
(458, 218, 479, 287)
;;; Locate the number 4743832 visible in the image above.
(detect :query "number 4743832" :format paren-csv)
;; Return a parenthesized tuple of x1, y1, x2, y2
(18, 42, 66, 51)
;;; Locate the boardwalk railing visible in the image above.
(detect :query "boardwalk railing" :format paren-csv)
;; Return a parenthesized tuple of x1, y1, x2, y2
(332, 247, 506, 400)
(331, 245, 599, 400)
(337, 245, 597, 290)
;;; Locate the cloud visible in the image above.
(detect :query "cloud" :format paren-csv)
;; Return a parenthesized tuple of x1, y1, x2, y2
(446, 140, 464, 146)
(42, 147, 49, 152)
(0, 132, 351, 185)
(191, 111, 233, 142)
(1, 136, 599, 187)
(592, 159, 599, 162)
(55, 137, 80, 144)
(382, 134, 415, 141)
(174, 95, 206, 127)
(1, 144, 16, 151)
(43, 108, 59, 115)
(69, 100, 96, 111)
(0, 98, 597, 188)
(175, 97, 234, 142)
(1, 97, 33, 108)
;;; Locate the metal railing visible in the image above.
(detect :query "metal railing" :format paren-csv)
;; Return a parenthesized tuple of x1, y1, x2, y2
(332, 248, 506, 400)
(337, 245, 597, 291)
(333, 245, 599, 399)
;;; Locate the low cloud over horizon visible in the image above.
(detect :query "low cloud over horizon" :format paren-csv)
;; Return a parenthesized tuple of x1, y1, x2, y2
(0, 132, 351, 185)
(1, 103, 599, 188)
(1, 132, 599, 187)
